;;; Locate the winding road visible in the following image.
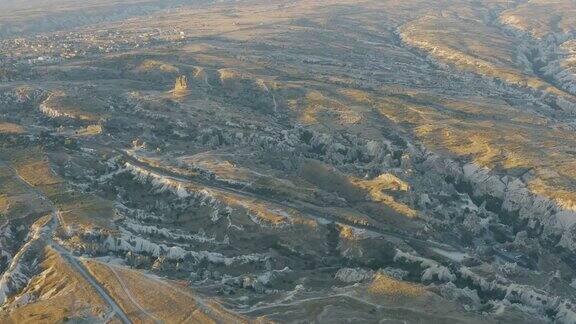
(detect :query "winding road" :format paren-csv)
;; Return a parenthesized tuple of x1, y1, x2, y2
(1, 158, 133, 323)
(50, 240, 132, 324)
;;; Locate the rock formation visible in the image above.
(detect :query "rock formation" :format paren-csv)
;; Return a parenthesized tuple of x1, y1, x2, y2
(174, 75, 188, 94)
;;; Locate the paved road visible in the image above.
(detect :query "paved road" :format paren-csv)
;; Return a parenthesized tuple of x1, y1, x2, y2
(50, 241, 132, 324)
(2, 161, 133, 323)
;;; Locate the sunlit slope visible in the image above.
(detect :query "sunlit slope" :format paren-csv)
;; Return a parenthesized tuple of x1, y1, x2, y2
(349, 90, 576, 211)
(0, 247, 110, 323)
(500, 0, 576, 38)
(400, 2, 576, 105)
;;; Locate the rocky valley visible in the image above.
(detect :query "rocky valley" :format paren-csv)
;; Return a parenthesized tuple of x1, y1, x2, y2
(1, 0, 576, 323)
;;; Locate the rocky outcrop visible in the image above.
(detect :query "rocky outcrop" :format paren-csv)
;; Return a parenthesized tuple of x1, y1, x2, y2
(335, 267, 374, 283)
(174, 75, 188, 94)
(0, 215, 55, 304)
(422, 152, 576, 252)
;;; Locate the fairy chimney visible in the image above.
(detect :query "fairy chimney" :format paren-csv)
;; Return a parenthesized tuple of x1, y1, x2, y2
(174, 75, 188, 93)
